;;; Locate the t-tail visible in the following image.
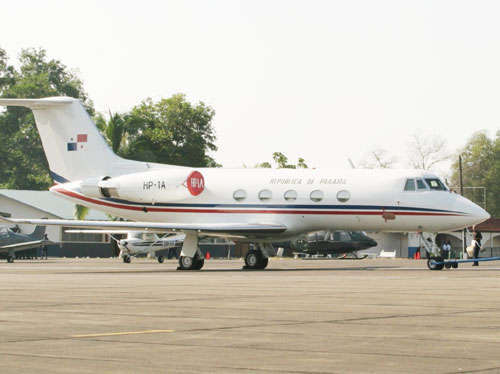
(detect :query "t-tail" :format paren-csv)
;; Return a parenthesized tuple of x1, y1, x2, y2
(0, 97, 171, 183)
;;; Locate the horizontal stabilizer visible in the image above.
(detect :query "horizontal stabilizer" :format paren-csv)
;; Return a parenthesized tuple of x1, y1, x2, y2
(0, 97, 74, 108)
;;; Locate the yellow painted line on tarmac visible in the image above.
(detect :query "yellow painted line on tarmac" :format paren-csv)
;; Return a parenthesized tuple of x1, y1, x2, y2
(71, 329, 175, 338)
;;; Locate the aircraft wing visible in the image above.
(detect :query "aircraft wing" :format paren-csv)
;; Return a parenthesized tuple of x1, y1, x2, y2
(0, 240, 52, 253)
(0, 217, 287, 238)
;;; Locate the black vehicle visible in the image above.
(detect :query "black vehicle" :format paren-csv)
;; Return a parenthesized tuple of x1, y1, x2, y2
(274, 230, 377, 258)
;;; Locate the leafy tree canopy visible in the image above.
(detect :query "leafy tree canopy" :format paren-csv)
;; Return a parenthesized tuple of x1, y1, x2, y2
(450, 130, 499, 216)
(115, 95, 218, 167)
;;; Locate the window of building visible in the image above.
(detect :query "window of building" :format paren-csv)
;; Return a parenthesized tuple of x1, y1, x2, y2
(425, 178, 447, 191)
(416, 179, 428, 190)
(336, 190, 350, 203)
(404, 179, 416, 191)
(233, 189, 247, 201)
(284, 190, 297, 201)
(258, 189, 272, 201)
(62, 227, 108, 243)
(310, 190, 324, 202)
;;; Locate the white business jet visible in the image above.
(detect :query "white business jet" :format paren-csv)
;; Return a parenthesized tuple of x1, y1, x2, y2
(0, 97, 490, 270)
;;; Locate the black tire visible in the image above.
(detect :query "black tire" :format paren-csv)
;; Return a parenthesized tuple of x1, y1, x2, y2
(193, 257, 204, 270)
(452, 262, 458, 269)
(445, 263, 452, 269)
(123, 255, 131, 263)
(427, 257, 444, 271)
(258, 257, 269, 269)
(245, 250, 262, 269)
(7, 256, 14, 263)
(157, 256, 165, 264)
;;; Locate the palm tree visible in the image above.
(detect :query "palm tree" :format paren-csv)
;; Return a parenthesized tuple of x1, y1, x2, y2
(74, 204, 89, 220)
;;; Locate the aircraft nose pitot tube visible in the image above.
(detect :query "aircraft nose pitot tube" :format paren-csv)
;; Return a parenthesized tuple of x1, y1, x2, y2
(81, 169, 205, 203)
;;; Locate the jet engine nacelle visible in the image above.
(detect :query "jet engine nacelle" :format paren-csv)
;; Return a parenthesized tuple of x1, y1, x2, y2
(80, 169, 205, 203)
(80, 176, 112, 199)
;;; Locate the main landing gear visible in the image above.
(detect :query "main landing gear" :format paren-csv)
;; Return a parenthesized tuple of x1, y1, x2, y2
(122, 254, 131, 263)
(7, 255, 14, 263)
(178, 254, 204, 270)
(243, 244, 271, 270)
(177, 231, 204, 271)
(157, 255, 165, 264)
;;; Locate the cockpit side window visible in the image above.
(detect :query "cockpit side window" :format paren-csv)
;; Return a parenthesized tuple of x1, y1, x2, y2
(425, 178, 447, 191)
(404, 179, 416, 191)
(416, 179, 428, 190)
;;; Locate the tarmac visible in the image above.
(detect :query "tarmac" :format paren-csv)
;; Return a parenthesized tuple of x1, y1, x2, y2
(1, 257, 500, 374)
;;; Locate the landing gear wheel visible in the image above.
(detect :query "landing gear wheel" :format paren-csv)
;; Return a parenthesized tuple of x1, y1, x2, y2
(445, 262, 452, 269)
(452, 262, 458, 269)
(123, 255, 131, 263)
(178, 255, 204, 270)
(193, 258, 204, 270)
(7, 256, 14, 263)
(427, 256, 444, 271)
(244, 250, 268, 270)
(157, 256, 164, 263)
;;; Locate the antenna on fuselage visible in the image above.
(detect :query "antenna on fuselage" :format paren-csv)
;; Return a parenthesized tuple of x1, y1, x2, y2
(348, 158, 356, 169)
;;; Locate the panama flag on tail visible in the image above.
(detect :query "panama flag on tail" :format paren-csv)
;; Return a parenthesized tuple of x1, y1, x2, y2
(67, 134, 88, 151)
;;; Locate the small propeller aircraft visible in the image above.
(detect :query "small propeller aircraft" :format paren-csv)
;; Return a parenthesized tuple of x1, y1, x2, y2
(65, 229, 185, 263)
(0, 97, 490, 270)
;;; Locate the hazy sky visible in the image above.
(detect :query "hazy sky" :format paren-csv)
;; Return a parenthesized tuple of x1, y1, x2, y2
(1, 0, 499, 174)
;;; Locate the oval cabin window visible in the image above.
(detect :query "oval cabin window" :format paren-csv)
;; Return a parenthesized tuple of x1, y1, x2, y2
(284, 190, 297, 201)
(258, 189, 272, 201)
(336, 190, 350, 203)
(233, 189, 247, 201)
(310, 190, 324, 202)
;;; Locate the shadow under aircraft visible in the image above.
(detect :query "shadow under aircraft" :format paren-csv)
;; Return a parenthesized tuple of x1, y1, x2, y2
(273, 230, 377, 258)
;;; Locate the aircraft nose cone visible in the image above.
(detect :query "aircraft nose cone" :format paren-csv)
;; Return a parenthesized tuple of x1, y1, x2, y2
(467, 202, 490, 226)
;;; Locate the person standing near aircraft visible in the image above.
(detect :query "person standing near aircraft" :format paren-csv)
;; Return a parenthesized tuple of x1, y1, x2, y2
(41, 234, 49, 259)
(471, 228, 482, 266)
(441, 240, 450, 259)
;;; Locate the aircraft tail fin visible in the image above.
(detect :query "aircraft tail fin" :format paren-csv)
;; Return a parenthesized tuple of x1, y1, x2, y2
(0, 97, 150, 183)
(29, 225, 46, 240)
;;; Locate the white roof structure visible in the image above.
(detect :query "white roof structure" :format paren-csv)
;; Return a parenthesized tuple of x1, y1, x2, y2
(0, 189, 109, 220)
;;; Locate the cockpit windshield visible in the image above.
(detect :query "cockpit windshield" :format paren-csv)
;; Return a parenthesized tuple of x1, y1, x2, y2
(425, 178, 447, 191)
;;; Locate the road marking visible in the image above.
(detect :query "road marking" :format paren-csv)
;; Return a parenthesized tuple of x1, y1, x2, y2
(71, 329, 174, 338)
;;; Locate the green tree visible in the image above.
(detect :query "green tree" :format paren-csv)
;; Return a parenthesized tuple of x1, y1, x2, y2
(256, 152, 309, 169)
(95, 111, 128, 155)
(123, 95, 217, 167)
(0, 47, 93, 190)
(74, 204, 89, 220)
(450, 131, 498, 216)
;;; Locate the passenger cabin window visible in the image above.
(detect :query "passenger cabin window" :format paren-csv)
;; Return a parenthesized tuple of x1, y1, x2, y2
(233, 189, 247, 201)
(425, 178, 447, 191)
(404, 179, 416, 191)
(258, 189, 272, 201)
(310, 190, 324, 202)
(284, 190, 297, 202)
(336, 190, 350, 203)
(416, 179, 428, 190)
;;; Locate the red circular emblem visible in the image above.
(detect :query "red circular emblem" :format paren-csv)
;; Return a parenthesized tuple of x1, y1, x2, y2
(186, 171, 205, 196)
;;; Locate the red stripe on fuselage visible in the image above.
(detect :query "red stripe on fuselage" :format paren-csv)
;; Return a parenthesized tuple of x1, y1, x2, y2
(51, 187, 463, 217)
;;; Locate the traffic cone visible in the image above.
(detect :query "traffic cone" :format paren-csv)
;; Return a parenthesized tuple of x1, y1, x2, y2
(205, 251, 211, 260)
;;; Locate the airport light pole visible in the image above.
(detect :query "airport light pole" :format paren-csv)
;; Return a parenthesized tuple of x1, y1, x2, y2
(459, 155, 466, 258)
